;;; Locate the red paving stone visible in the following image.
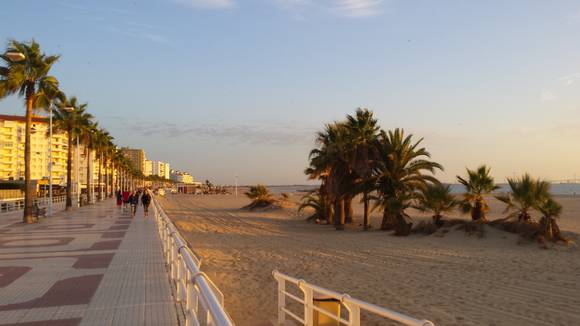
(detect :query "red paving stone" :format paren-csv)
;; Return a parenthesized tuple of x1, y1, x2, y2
(0, 318, 82, 326)
(0, 267, 31, 288)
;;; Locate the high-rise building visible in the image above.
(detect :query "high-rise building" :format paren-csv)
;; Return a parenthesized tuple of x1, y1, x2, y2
(0, 115, 69, 184)
(121, 147, 146, 173)
(152, 161, 170, 180)
(144, 160, 153, 176)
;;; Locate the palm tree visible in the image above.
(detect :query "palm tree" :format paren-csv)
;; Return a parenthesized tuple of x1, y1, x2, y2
(496, 174, 550, 222)
(93, 128, 112, 201)
(536, 197, 564, 242)
(53, 96, 92, 209)
(298, 190, 332, 223)
(0, 40, 61, 223)
(374, 129, 442, 234)
(344, 108, 379, 230)
(307, 122, 351, 230)
(457, 165, 499, 221)
(81, 121, 98, 204)
(415, 183, 458, 227)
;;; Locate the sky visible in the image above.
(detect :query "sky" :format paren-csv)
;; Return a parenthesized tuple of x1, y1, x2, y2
(2, 0, 580, 185)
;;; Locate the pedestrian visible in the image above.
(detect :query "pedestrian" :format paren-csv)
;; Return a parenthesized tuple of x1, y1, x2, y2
(116, 190, 123, 208)
(128, 191, 139, 217)
(122, 190, 130, 212)
(141, 190, 152, 217)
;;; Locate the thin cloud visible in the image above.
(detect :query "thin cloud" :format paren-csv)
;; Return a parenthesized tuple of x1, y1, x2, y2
(540, 89, 557, 102)
(276, 0, 386, 19)
(174, 0, 235, 9)
(559, 73, 580, 86)
(124, 121, 317, 146)
(332, 0, 384, 18)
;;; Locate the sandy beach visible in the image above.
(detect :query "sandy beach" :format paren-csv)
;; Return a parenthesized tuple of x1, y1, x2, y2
(157, 193, 580, 326)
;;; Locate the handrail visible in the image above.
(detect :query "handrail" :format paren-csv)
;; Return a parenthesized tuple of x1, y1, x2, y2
(273, 270, 435, 326)
(0, 195, 69, 213)
(152, 198, 235, 326)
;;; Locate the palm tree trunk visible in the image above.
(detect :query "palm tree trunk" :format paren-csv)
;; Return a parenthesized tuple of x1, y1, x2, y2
(97, 152, 102, 201)
(334, 198, 345, 230)
(472, 200, 484, 221)
(380, 208, 396, 230)
(105, 158, 109, 198)
(23, 89, 35, 223)
(363, 191, 370, 230)
(65, 128, 73, 209)
(86, 147, 91, 205)
(344, 195, 353, 224)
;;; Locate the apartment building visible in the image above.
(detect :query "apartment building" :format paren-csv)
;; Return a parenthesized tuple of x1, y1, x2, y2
(152, 161, 170, 180)
(0, 115, 68, 184)
(121, 147, 146, 173)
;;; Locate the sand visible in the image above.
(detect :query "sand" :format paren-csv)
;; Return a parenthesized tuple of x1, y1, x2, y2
(157, 193, 580, 326)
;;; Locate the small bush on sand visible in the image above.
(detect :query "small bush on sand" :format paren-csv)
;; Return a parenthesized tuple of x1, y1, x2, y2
(243, 185, 276, 210)
(298, 190, 332, 223)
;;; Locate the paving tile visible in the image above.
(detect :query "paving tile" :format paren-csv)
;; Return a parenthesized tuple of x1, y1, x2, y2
(0, 200, 179, 325)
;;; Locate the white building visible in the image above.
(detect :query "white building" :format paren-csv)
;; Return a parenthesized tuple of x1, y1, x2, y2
(170, 170, 194, 184)
(151, 161, 170, 180)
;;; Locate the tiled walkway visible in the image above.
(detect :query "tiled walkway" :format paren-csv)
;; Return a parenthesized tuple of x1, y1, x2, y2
(0, 200, 180, 326)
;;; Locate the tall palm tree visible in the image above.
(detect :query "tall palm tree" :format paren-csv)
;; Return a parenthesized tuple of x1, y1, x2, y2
(457, 165, 499, 222)
(374, 129, 442, 233)
(53, 96, 92, 209)
(0, 40, 61, 223)
(344, 108, 379, 230)
(81, 121, 97, 204)
(93, 128, 111, 201)
(307, 122, 351, 230)
(415, 183, 458, 227)
(496, 173, 550, 222)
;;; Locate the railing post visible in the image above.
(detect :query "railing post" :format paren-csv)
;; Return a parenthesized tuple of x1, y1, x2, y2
(344, 300, 361, 326)
(277, 277, 286, 326)
(300, 281, 314, 326)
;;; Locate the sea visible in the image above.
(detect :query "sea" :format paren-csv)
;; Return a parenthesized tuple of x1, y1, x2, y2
(267, 183, 580, 196)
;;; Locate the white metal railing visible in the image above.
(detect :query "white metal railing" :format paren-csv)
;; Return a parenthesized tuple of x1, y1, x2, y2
(273, 271, 435, 326)
(0, 195, 68, 213)
(152, 198, 235, 326)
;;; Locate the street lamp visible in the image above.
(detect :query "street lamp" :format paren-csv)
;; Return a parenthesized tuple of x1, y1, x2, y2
(5, 51, 25, 62)
(48, 104, 53, 216)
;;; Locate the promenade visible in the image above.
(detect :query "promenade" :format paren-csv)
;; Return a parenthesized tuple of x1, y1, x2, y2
(0, 200, 180, 326)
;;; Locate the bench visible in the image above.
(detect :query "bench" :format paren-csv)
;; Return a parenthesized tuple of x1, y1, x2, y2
(33, 203, 47, 219)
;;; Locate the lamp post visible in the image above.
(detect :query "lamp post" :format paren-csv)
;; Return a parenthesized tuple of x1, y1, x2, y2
(234, 175, 238, 197)
(48, 105, 53, 216)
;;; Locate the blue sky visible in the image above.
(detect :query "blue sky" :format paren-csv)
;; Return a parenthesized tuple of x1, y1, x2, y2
(2, 0, 580, 184)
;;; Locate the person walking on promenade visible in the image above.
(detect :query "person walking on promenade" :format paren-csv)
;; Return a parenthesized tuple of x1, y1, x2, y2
(122, 190, 130, 212)
(141, 190, 152, 217)
(115, 190, 123, 208)
(128, 191, 139, 217)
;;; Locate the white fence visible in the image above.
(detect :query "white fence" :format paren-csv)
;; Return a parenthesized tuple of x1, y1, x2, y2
(152, 198, 235, 326)
(0, 195, 68, 213)
(273, 271, 435, 326)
